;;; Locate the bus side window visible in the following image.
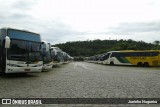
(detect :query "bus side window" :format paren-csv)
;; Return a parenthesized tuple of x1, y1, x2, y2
(137, 52, 142, 56)
(110, 53, 115, 57)
(124, 53, 127, 57)
(104, 53, 110, 60)
(124, 52, 130, 57)
(117, 53, 121, 57)
(141, 52, 146, 56)
(130, 52, 136, 56)
(151, 52, 158, 56)
(144, 52, 149, 56)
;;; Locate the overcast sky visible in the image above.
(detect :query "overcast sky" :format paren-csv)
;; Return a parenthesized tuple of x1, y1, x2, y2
(0, 0, 160, 44)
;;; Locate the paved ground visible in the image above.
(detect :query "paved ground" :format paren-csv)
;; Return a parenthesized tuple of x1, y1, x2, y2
(0, 61, 160, 107)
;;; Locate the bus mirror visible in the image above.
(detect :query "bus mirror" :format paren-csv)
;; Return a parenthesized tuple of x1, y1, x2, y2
(5, 36, 11, 48)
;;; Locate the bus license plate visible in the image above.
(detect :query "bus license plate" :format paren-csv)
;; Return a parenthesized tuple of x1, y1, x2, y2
(25, 69, 30, 71)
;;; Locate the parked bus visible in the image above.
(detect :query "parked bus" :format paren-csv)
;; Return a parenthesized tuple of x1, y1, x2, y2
(63, 52, 71, 64)
(103, 50, 160, 67)
(51, 47, 64, 65)
(0, 28, 43, 73)
(41, 42, 53, 71)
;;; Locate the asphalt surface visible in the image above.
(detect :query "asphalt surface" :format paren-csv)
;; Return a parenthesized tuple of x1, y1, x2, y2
(0, 61, 160, 107)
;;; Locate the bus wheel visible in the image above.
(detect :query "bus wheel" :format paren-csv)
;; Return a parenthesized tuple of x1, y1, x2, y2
(110, 61, 114, 65)
(0, 72, 5, 76)
(137, 62, 143, 67)
(143, 62, 149, 67)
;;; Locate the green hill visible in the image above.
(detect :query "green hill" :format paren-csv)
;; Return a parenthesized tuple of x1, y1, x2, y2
(52, 39, 160, 57)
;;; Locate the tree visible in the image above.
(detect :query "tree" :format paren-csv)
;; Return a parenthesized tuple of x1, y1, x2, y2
(153, 40, 160, 45)
(53, 39, 156, 57)
(153, 40, 160, 49)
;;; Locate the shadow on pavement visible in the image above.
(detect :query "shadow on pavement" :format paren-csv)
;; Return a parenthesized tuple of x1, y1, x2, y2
(0, 73, 39, 78)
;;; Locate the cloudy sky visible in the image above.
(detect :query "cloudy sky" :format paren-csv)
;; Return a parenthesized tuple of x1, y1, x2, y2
(0, 0, 160, 44)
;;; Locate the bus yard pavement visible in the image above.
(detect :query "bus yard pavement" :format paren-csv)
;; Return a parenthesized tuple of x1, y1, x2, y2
(0, 62, 160, 107)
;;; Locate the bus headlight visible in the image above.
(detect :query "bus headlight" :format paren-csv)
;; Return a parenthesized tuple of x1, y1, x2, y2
(32, 64, 43, 67)
(7, 64, 20, 67)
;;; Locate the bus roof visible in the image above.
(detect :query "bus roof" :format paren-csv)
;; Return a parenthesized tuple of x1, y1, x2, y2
(1, 27, 40, 35)
(120, 50, 160, 52)
(108, 50, 160, 53)
(108, 51, 120, 53)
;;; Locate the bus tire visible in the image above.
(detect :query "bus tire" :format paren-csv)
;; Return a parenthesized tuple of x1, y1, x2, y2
(137, 62, 143, 67)
(143, 62, 149, 67)
(110, 61, 114, 65)
(0, 72, 5, 75)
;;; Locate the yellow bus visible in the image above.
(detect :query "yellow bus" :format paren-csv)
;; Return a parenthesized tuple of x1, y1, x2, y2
(102, 50, 160, 67)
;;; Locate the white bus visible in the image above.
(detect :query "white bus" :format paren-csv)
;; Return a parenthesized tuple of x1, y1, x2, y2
(0, 28, 43, 73)
(51, 47, 64, 65)
(41, 42, 53, 71)
(63, 52, 71, 64)
(103, 50, 160, 67)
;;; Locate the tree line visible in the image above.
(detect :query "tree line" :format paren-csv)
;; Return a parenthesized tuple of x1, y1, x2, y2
(52, 39, 160, 57)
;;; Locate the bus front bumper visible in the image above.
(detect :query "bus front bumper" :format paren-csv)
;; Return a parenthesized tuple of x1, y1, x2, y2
(5, 66, 42, 73)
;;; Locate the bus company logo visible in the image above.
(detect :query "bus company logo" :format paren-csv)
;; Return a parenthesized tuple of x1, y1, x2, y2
(2, 99, 11, 104)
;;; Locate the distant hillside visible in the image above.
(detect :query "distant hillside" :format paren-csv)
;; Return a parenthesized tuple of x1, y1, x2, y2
(52, 39, 160, 57)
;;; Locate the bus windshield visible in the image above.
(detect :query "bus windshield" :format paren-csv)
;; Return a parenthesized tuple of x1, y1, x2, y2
(7, 39, 42, 61)
(28, 42, 42, 62)
(8, 29, 41, 42)
(7, 39, 27, 61)
(43, 51, 52, 63)
(7, 29, 42, 62)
